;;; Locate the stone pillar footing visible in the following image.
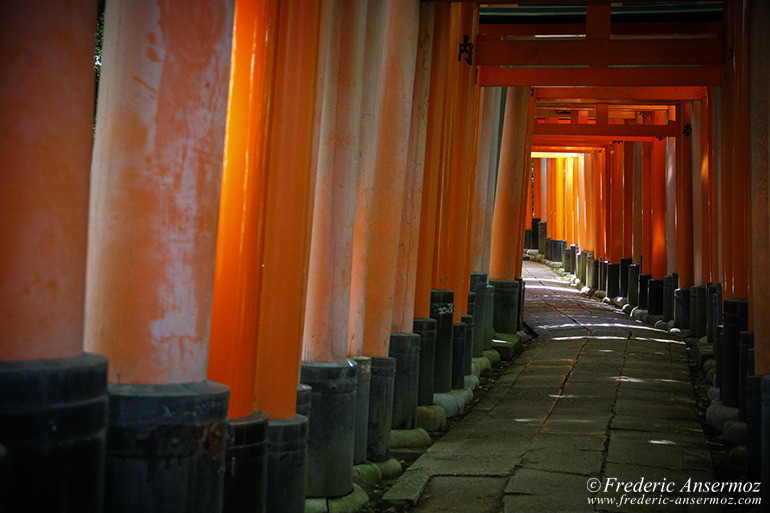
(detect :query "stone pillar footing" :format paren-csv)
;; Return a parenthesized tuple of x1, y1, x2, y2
(105, 381, 229, 513)
(0, 353, 108, 513)
(267, 415, 309, 513)
(224, 410, 269, 513)
(301, 360, 357, 498)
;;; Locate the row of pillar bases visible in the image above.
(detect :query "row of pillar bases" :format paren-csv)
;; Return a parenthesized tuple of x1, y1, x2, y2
(0, 273, 526, 512)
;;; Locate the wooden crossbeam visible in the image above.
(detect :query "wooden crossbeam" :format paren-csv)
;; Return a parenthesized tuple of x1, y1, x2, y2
(476, 38, 722, 67)
(533, 86, 705, 102)
(478, 21, 723, 38)
(535, 120, 678, 138)
(478, 65, 722, 86)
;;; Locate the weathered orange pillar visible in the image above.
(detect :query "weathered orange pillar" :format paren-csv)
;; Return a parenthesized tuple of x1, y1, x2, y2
(750, 0, 770, 372)
(632, 141, 644, 264)
(651, 112, 668, 280)
(351, 0, 419, 358)
(392, 2, 435, 334)
(303, 0, 366, 363)
(86, 0, 234, 509)
(609, 143, 624, 262)
(254, 0, 320, 419)
(576, 155, 587, 250)
(1, 2, 107, 510)
(470, 88, 498, 271)
(623, 142, 634, 258)
(596, 149, 607, 260)
(414, 4, 450, 321)
(730, 0, 752, 300)
(553, 158, 565, 241)
(675, 103, 694, 290)
(642, 134, 653, 273)
(564, 157, 575, 246)
(584, 152, 597, 254)
(533, 158, 543, 219)
(444, 2, 480, 323)
(490, 86, 535, 281)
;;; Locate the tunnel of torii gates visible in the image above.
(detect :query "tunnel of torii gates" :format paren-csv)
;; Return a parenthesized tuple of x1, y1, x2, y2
(2, 0, 770, 512)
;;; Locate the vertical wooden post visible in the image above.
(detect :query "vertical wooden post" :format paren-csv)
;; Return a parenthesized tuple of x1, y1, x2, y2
(554, 158, 565, 241)
(209, 0, 274, 419)
(533, 158, 542, 218)
(392, 2, 435, 333)
(750, 0, 769, 371)
(585, 153, 597, 254)
(254, 0, 320, 419)
(354, 0, 420, 356)
(610, 143, 624, 262)
(623, 142, 634, 257)
(564, 157, 575, 246)
(302, 0, 367, 362)
(676, 102, 694, 290)
(632, 141, 644, 264)
(413, 4, 450, 319)
(86, 0, 233, 386)
(651, 112, 668, 280)
(489, 86, 535, 281)
(444, 2, 480, 322)
(1, 0, 96, 362)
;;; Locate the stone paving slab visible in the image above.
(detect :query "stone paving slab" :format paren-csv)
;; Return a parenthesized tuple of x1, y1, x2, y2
(388, 261, 716, 512)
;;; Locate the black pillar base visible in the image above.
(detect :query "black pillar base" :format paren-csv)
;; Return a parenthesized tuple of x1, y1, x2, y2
(413, 318, 436, 406)
(647, 279, 664, 316)
(267, 415, 308, 513)
(461, 314, 474, 376)
(606, 263, 620, 299)
(105, 381, 229, 513)
(662, 275, 675, 322)
(537, 221, 547, 254)
(674, 288, 690, 329)
(619, 258, 632, 297)
(300, 361, 356, 497)
(351, 357, 371, 464)
(469, 273, 488, 357)
(627, 264, 640, 306)
(489, 278, 521, 334)
(368, 356, 396, 462)
(451, 323, 466, 390)
(224, 411, 269, 513)
(430, 289, 454, 394)
(0, 353, 108, 513)
(738, 332, 754, 422)
(638, 274, 652, 310)
(389, 334, 420, 430)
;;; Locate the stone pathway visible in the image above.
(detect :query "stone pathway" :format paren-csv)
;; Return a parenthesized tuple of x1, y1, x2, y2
(386, 261, 722, 512)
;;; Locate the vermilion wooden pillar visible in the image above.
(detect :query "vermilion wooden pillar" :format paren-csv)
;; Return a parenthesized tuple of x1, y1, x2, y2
(651, 112, 668, 280)
(609, 143, 624, 262)
(730, 0, 751, 300)
(642, 134, 653, 273)
(254, 0, 320, 419)
(513, 93, 536, 277)
(480, 88, 503, 273)
(444, 2, 479, 322)
(392, 2, 434, 333)
(1, 0, 96, 362)
(554, 158, 565, 241)
(533, 158, 542, 218)
(302, 0, 367, 361)
(208, 0, 274, 419)
(470, 88, 499, 271)
(86, 0, 233, 385)
(596, 149, 607, 259)
(584, 153, 597, 254)
(353, 0, 419, 357)
(490, 86, 535, 281)
(413, 4, 450, 320)
(700, 91, 715, 284)
(750, 0, 770, 372)
(577, 155, 587, 250)
(623, 142, 634, 258)
(564, 157, 575, 246)
(675, 102, 694, 290)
